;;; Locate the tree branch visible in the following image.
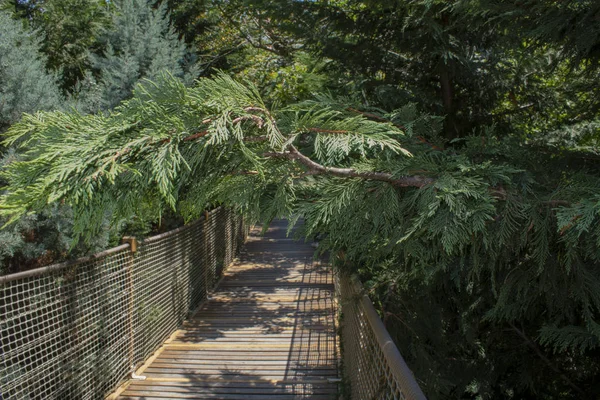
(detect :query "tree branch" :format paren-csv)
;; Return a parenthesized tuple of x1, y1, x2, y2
(243, 105, 432, 187)
(183, 130, 209, 142)
(265, 146, 434, 188)
(179, 106, 573, 205)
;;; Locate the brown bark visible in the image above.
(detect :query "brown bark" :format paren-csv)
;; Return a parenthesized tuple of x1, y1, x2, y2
(265, 146, 434, 188)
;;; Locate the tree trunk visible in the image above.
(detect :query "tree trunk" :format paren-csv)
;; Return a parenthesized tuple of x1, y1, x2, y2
(439, 61, 458, 139)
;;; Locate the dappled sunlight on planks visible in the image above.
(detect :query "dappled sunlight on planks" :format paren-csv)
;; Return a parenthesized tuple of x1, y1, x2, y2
(116, 220, 339, 399)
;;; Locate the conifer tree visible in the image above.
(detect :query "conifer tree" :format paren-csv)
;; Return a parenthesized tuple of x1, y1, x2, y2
(0, 12, 62, 131)
(77, 0, 198, 112)
(0, 12, 98, 273)
(224, 0, 600, 140)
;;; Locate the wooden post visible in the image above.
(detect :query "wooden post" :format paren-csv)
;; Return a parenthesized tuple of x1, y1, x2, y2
(122, 237, 138, 253)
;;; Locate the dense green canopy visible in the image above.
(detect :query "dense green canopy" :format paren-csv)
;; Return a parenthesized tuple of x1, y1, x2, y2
(1, 0, 600, 398)
(3, 72, 600, 397)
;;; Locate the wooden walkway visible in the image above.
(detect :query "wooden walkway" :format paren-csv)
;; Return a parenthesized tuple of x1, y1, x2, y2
(116, 220, 339, 399)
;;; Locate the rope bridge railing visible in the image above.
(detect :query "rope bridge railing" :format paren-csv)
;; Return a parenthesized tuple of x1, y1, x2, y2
(0, 207, 246, 400)
(336, 273, 427, 400)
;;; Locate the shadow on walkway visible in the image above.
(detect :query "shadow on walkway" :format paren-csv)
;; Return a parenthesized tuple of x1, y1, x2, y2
(117, 220, 339, 399)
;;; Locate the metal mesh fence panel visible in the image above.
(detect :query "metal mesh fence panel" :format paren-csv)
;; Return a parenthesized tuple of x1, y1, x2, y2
(0, 208, 245, 400)
(335, 272, 427, 400)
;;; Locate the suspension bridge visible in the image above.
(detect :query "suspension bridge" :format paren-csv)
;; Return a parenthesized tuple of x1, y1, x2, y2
(0, 208, 425, 399)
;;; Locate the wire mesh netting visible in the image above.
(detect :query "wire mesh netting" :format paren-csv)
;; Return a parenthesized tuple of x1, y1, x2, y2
(335, 272, 427, 400)
(0, 208, 246, 400)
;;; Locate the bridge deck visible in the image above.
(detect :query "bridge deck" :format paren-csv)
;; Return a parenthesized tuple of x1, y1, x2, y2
(116, 220, 339, 399)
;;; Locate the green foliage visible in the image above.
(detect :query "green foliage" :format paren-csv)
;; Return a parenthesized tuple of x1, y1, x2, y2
(515, 0, 600, 65)
(0, 203, 113, 274)
(240, 52, 331, 104)
(0, 0, 599, 397)
(157, 0, 213, 45)
(75, 0, 198, 112)
(0, 73, 405, 239)
(4, 72, 599, 397)
(40, 0, 111, 92)
(0, 11, 62, 130)
(0, 11, 70, 274)
(233, 0, 600, 141)
(4, 0, 112, 93)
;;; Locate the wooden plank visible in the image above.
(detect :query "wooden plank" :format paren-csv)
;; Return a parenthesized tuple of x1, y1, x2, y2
(153, 359, 336, 366)
(183, 317, 335, 324)
(196, 301, 335, 307)
(142, 372, 337, 381)
(175, 330, 335, 336)
(120, 393, 335, 400)
(218, 282, 334, 288)
(144, 365, 338, 374)
(192, 307, 334, 313)
(127, 380, 336, 389)
(211, 288, 333, 295)
(163, 343, 331, 349)
(123, 385, 336, 394)
(158, 352, 338, 360)
(171, 336, 336, 343)
(178, 325, 334, 331)
(130, 377, 333, 384)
